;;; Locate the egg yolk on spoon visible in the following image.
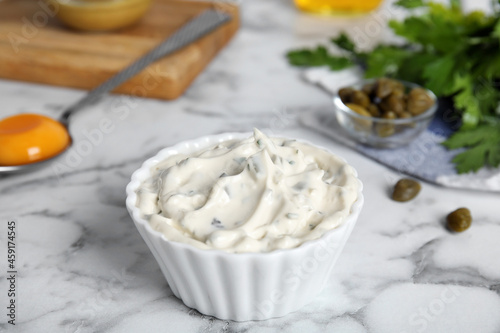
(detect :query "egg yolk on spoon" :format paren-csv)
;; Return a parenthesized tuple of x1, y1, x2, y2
(0, 114, 71, 166)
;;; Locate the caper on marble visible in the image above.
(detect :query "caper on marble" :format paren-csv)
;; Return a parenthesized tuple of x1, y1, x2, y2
(392, 178, 421, 202)
(447, 208, 472, 232)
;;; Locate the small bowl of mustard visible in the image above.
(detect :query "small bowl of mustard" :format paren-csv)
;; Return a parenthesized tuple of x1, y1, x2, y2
(48, 0, 152, 32)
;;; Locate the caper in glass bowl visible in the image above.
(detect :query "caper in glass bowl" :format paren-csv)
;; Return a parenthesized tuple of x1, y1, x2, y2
(333, 78, 438, 148)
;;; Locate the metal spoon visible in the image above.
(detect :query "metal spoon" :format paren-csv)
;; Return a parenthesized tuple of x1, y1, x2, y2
(0, 9, 231, 174)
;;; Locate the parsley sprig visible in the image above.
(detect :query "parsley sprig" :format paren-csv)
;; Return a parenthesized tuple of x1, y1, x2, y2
(287, 0, 500, 173)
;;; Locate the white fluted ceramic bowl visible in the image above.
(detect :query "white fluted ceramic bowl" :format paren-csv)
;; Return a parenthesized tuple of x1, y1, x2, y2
(125, 132, 364, 321)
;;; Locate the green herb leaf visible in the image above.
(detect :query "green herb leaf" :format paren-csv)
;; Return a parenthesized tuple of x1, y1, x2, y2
(331, 33, 356, 53)
(494, 19, 500, 38)
(452, 81, 482, 129)
(286, 46, 328, 67)
(443, 125, 500, 173)
(422, 55, 456, 95)
(388, 17, 430, 44)
(363, 46, 410, 78)
(442, 127, 487, 149)
(451, 145, 489, 173)
(475, 81, 500, 117)
(449, 0, 461, 10)
(286, 46, 352, 70)
(326, 57, 353, 70)
(394, 0, 426, 9)
(397, 52, 438, 84)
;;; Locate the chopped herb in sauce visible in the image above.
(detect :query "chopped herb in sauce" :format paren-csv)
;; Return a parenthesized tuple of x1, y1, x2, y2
(211, 218, 224, 229)
(253, 162, 260, 173)
(233, 157, 246, 164)
(224, 185, 232, 198)
(293, 181, 306, 191)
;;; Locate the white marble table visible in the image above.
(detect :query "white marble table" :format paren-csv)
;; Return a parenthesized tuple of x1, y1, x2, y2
(1, 1, 500, 332)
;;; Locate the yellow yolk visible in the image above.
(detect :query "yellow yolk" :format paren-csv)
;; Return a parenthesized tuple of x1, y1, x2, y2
(0, 114, 71, 166)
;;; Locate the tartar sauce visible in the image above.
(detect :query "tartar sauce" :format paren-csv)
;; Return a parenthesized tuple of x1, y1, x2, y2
(137, 129, 360, 253)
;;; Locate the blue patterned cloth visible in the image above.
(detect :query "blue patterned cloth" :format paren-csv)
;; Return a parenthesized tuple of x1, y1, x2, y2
(300, 105, 499, 192)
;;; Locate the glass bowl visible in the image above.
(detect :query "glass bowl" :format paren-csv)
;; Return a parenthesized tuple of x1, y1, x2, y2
(333, 80, 438, 149)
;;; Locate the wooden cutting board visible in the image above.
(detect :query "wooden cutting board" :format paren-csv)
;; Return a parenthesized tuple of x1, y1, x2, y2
(0, 0, 239, 100)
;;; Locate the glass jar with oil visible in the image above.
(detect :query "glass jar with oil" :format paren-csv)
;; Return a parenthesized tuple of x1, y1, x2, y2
(294, 0, 384, 14)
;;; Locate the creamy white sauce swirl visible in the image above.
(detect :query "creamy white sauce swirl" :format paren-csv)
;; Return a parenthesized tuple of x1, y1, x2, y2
(137, 129, 360, 253)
